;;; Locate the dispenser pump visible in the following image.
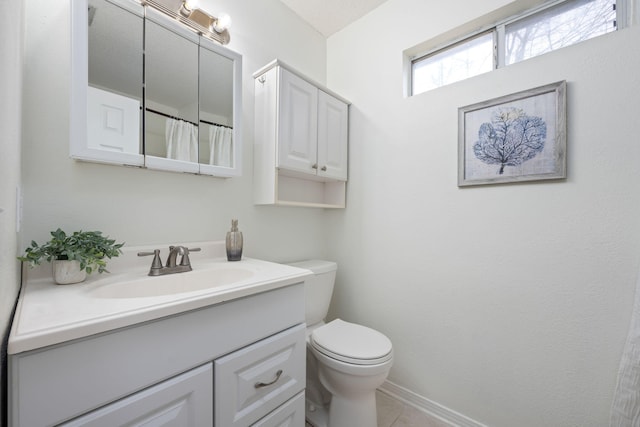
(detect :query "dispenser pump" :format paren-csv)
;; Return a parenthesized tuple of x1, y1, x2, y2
(226, 219, 243, 261)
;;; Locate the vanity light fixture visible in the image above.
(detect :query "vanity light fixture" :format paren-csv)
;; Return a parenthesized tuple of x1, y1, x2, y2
(144, 0, 231, 45)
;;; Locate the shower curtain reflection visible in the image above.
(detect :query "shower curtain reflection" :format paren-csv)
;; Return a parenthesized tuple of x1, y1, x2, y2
(208, 124, 233, 167)
(165, 118, 198, 162)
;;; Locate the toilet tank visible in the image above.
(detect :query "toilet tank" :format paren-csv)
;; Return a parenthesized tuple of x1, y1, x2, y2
(288, 260, 337, 327)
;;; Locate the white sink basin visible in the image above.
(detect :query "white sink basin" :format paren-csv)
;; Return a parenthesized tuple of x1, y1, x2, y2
(89, 266, 255, 298)
(10, 241, 314, 355)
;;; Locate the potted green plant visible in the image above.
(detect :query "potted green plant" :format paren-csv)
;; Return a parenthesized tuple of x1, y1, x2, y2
(19, 228, 124, 284)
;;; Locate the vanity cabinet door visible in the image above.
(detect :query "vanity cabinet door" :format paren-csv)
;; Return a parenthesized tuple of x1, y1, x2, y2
(215, 323, 306, 427)
(277, 68, 318, 175)
(317, 90, 348, 181)
(60, 363, 213, 427)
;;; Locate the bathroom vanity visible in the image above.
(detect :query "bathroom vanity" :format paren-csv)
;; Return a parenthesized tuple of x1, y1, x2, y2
(8, 242, 311, 426)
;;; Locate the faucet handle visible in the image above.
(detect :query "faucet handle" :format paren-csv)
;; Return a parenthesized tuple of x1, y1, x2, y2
(137, 250, 157, 257)
(138, 249, 163, 275)
(179, 247, 201, 267)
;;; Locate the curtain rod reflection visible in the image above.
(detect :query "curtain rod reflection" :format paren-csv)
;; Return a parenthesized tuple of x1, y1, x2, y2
(145, 108, 233, 129)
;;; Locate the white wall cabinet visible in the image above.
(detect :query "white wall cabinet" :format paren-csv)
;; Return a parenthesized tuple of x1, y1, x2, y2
(9, 284, 306, 426)
(254, 60, 350, 208)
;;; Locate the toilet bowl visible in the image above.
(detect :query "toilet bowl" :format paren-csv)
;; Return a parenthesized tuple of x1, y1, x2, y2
(310, 318, 393, 427)
(287, 260, 393, 427)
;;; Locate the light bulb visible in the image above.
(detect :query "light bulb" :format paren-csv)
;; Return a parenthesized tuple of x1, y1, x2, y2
(212, 13, 231, 33)
(183, 0, 199, 12)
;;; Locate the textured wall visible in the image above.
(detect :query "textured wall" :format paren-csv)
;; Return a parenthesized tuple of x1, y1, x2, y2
(326, 0, 640, 425)
(0, 0, 23, 423)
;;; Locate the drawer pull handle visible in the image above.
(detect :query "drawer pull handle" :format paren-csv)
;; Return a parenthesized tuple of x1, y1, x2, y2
(255, 369, 283, 388)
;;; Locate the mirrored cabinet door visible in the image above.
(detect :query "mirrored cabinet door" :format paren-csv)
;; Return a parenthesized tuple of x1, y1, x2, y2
(198, 38, 242, 177)
(199, 44, 233, 168)
(88, 0, 143, 157)
(144, 9, 199, 173)
(71, 0, 145, 166)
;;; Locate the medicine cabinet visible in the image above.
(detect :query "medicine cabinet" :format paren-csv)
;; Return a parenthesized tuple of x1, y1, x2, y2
(70, 0, 242, 177)
(253, 60, 350, 208)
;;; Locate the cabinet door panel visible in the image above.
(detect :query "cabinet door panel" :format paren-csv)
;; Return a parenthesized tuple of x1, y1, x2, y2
(278, 69, 318, 174)
(252, 392, 305, 427)
(317, 90, 348, 181)
(60, 363, 212, 427)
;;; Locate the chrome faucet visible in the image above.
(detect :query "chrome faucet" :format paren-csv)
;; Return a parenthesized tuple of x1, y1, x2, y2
(138, 246, 201, 276)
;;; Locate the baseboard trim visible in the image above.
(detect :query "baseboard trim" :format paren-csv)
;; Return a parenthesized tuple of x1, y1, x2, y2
(378, 380, 488, 427)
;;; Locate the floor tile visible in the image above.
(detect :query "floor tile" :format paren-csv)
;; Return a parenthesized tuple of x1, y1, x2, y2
(376, 390, 404, 427)
(390, 403, 452, 427)
(306, 389, 453, 427)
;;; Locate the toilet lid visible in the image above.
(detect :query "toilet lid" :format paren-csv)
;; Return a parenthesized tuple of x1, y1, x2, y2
(311, 319, 393, 365)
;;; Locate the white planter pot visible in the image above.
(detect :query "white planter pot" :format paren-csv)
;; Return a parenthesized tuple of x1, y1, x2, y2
(52, 260, 87, 285)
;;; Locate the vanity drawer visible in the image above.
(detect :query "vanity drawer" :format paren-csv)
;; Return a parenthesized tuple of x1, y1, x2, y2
(215, 323, 305, 427)
(252, 391, 305, 427)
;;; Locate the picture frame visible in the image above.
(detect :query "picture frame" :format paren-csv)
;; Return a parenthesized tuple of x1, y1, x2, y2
(458, 81, 566, 187)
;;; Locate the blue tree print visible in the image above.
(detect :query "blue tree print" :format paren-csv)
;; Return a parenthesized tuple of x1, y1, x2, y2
(473, 107, 547, 175)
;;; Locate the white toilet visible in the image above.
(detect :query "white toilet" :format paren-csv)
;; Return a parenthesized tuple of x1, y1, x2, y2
(288, 260, 393, 427)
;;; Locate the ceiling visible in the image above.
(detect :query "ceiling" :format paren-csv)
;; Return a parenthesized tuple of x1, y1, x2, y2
(278, 0, 388, 37)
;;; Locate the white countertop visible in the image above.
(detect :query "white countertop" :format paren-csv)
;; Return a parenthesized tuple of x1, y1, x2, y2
(9, 241, 312, 354)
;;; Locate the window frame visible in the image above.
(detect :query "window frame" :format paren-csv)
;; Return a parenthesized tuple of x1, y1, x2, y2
(409, 0, 628, 96)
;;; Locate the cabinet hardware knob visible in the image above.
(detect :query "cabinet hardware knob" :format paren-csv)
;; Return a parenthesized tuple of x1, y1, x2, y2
(258, 75, 266, 84)
(254, 369, 283, 388)
(311, 163, 318, 169)
(321, 166, 327, 171)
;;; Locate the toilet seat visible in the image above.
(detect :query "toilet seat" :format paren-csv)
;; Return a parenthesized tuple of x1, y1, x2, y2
(310, 319, 393, 365)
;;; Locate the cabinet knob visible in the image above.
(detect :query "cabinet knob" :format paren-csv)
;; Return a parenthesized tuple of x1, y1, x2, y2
(321, 166, 327, 171)
(311, 163, 318, 169)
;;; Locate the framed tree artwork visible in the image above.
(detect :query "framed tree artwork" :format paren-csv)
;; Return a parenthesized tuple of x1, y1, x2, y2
(458, 81, 566, 186)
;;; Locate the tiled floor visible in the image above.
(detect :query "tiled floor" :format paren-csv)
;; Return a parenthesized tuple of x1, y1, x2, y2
(376, 390, 452, 427)
(306, 390, 452, 427)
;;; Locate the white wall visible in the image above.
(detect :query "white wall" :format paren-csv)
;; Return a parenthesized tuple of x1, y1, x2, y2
(326, 0, 640, 425)
(0, 0, 23, 423)
(21, 0, 327, 260)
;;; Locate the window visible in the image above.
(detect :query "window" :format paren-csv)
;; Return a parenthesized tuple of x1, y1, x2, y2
(412, 32, 494, 94)
(410, 0, 621, 96)
(504, 0, 617, 65)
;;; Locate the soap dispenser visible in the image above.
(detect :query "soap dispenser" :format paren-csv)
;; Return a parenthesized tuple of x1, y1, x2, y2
(226, 219, 243, 261)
